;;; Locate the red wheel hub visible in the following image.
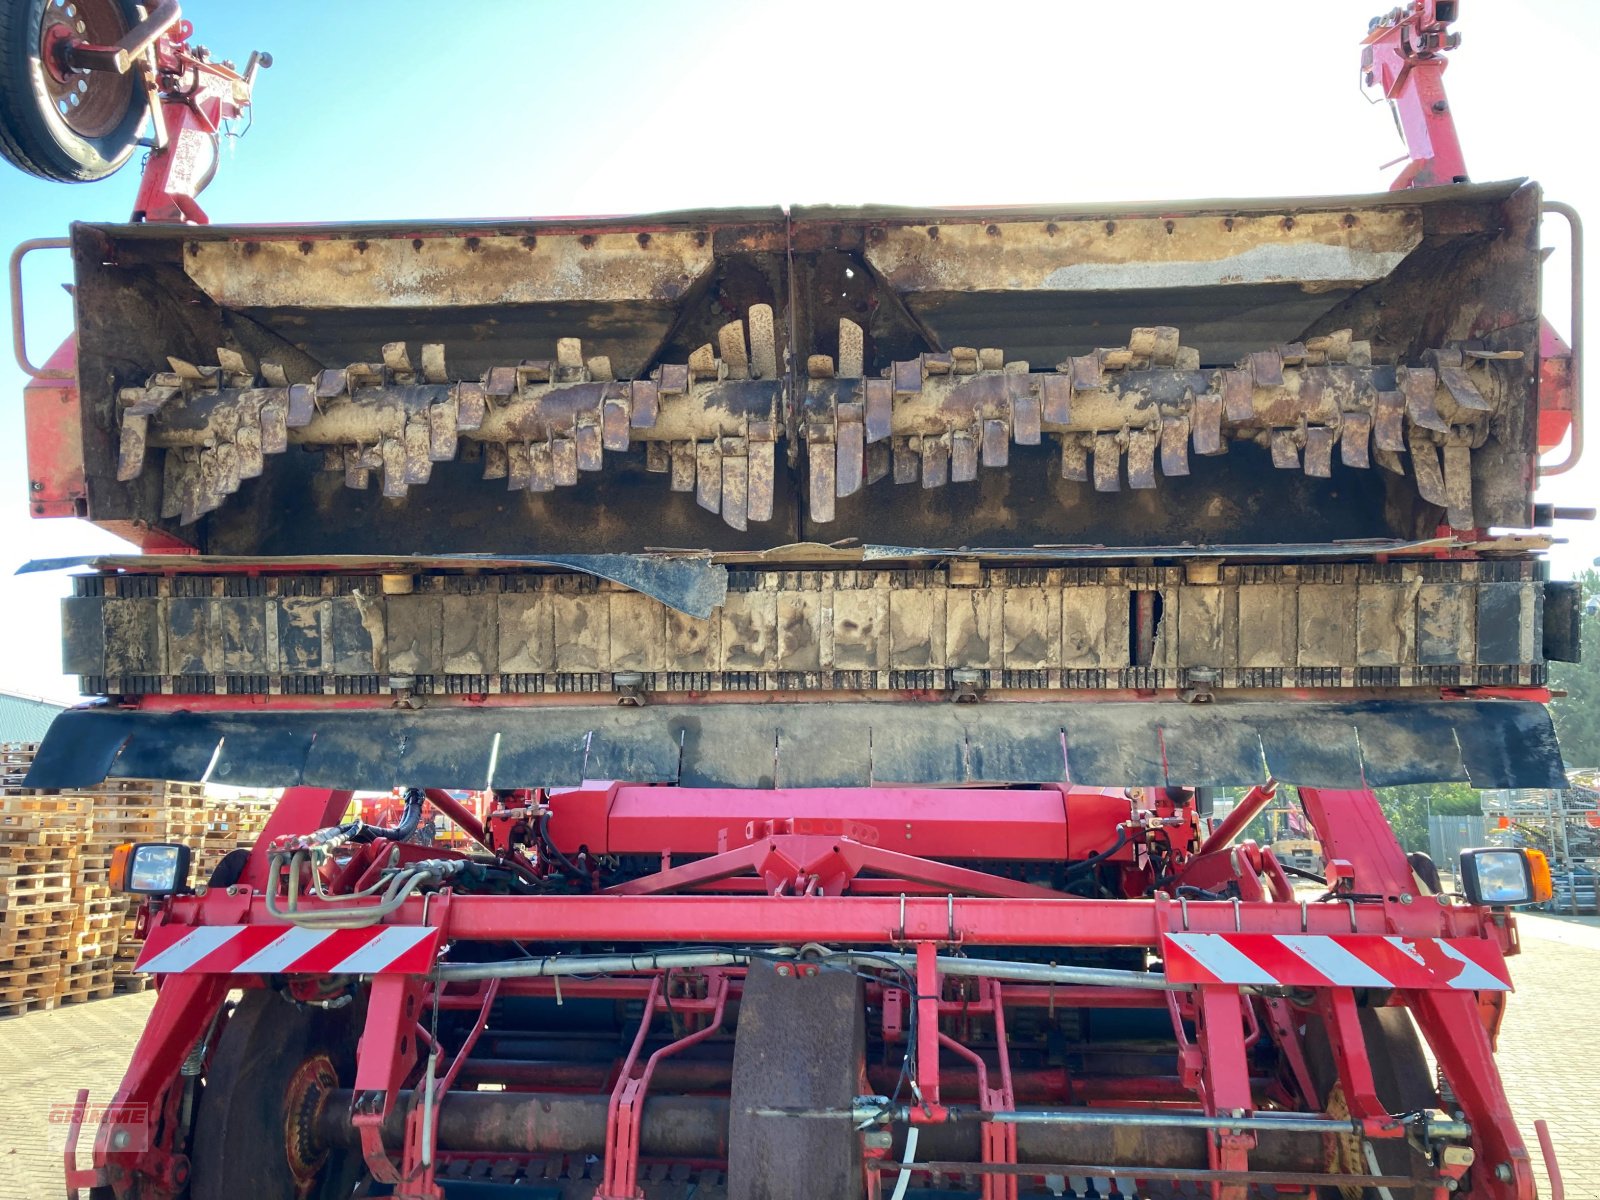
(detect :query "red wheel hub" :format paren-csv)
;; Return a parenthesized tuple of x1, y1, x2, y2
(36, 0, 135, 138)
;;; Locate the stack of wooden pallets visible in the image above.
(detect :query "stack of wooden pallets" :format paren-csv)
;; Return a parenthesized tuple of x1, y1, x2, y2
(1, 745, 89, 1015)
(192, 790, 278, 883)
(1, 743, 281, 1013)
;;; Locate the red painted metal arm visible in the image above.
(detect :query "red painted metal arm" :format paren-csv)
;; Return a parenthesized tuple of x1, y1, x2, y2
(1362, 1, 1468, 190)
(423, 788, 489, 850)
(1197, 782, 1277, 857)
(1297, 787, 1417, 896)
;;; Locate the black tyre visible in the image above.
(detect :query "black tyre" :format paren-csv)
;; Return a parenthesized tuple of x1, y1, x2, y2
(189, 988, 368, 1200)
(0, 0, 147, 182)
(1305, 1005, 1438, 1200)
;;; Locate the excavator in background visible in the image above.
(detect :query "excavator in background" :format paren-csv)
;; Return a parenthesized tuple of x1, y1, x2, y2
(1, 1, 1586, 1196)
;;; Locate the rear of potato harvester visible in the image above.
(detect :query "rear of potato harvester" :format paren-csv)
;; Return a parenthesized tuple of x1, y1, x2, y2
(4, 1, 1587, 1197)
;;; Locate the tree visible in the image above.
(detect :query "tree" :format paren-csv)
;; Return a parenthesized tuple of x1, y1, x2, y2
(1549, 567, 1600, 771)
(1225, 784, 1478, 855)
(1373, 782, 1481, 853)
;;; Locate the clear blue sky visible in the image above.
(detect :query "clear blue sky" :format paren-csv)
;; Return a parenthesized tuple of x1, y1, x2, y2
(1, 0, 1595, 700)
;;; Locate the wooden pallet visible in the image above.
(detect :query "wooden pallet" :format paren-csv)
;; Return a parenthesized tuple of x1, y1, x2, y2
(0, 743, 284, 1007)
(0, 873, 74, 904)
(0, 959, 62, 1016)
(57, 977, 117, 1005)
(1, 926, 71, 957)
(0, 990, 60, 1017)
(0, 789, 95, 808)
(56, 956, 117, 1004)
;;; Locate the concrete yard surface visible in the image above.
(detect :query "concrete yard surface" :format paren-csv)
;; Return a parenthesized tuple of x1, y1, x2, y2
(0, 917, 1595, 1198)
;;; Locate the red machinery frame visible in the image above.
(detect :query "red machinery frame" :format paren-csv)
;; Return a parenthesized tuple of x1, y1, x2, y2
(64, 782, 1542, 1200)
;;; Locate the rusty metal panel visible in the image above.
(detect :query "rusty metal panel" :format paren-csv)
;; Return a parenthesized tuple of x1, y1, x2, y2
(1417, 583, 1476, 666)
(184, 230, 716, 310)
(386, 594, 444, 676)
(1000, 584, 1061, 670)
(1296, 583, 1354, 669)
(167, 597, 214, 676)
(1355, 578, 1418, 667)
(946, 588, 996, 670)
(832, 580, 889, 671)
(887, 585, 946, 670)
(442, 593, 498, 675)
(1175, 586, 1225, 669)
(862, 209, 1422, 298)
(277, 597, 325, 675)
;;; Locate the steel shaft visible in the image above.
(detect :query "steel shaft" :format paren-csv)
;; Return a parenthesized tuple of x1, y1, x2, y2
(318, 1090, 1326, 1172)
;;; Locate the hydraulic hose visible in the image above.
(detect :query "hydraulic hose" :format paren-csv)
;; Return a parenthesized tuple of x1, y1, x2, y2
(1063, 825, 1129, 881)
(347, 786, 424, 844)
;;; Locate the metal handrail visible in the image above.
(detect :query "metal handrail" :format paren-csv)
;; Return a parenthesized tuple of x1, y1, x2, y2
(9, 238, 72, 380)
(1541, 201, 1584, 476)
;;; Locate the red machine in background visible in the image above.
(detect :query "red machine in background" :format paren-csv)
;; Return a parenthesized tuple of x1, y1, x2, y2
(1, 2, 1586, 1197)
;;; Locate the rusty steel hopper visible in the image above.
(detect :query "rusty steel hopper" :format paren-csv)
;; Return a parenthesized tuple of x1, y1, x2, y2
(58, 180, 1544, 556)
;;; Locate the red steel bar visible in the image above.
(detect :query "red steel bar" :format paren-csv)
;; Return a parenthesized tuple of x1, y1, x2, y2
(169, 891, 1495, 946)
(423, 788, 489, 851)
(1197, 782, 1277, 857)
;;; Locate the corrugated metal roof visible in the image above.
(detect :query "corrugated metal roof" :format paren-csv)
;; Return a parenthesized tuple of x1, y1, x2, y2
(0, 691, 66, 745)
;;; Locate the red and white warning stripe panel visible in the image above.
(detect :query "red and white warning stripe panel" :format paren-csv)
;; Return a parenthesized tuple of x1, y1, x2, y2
(135, 922, 440, 975)
(1161, 933, 1512, 992)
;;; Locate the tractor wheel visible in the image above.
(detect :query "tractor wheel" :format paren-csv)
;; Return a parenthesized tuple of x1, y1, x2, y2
(189, 988, 367, 1200)
(727, 961, 867, 1200)
(0, 0, 147, 182)
(1305, 1005, 1438, 1200)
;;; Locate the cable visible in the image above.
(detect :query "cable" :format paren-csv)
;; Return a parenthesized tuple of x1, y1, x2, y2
(1064, 825, 1130, 881)
(538, 810, 584, 882)
(346, 787, 425, 844)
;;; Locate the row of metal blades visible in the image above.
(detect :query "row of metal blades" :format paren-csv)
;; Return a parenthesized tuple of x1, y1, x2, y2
(115, 308, 1513, 529)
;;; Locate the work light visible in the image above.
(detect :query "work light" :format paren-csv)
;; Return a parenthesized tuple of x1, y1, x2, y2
(111, 842, 194, 897)
(1458, 847, 1553, 907)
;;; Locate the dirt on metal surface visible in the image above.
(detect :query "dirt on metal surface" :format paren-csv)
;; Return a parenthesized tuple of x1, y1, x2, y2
(60, 558, 1551, 695)
(55, 182, 1544, 556)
